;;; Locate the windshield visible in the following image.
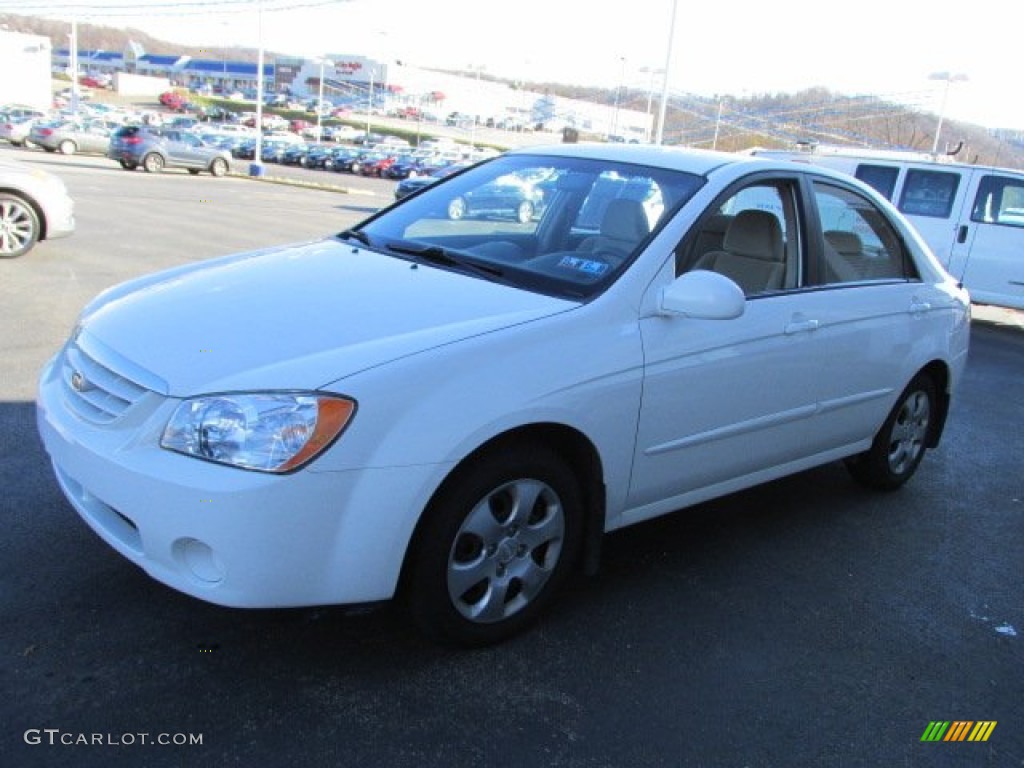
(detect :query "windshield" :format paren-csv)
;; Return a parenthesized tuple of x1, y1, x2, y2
(356, 153, 704, 299)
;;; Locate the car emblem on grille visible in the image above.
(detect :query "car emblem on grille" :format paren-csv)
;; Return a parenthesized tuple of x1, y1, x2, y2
(70, 370, 93, 392)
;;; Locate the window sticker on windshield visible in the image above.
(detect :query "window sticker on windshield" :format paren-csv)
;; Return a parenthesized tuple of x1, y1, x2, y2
(557, 256, 610, 276)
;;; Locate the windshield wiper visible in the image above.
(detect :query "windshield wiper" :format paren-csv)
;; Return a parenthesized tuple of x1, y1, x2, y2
(386, 242, 506, 280)
(339, 228, 372, 247)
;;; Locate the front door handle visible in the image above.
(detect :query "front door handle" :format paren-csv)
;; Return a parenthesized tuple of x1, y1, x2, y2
(785, 318, 819, 334)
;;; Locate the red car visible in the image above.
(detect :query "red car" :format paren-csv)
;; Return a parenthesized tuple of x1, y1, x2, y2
(359, 152, 401, 177)
(159, 91, 186, 110)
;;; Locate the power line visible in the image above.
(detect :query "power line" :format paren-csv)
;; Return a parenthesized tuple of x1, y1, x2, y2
(0, 0, 344, 18)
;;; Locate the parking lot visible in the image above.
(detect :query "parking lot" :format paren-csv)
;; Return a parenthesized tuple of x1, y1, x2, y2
(1, 146, 1022, 767)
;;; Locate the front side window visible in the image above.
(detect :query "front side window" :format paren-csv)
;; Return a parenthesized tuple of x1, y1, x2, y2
(813, 181, 916, 284)
(971, 174, 1024, 227)
(678, 180, 799, 296)
(898, 169, 961, 218)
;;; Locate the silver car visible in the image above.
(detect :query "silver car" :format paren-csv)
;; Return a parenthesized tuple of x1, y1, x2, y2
(28, 120, 112, 156)
(0, 157, 75, 258)
(108, 126, 232, 176)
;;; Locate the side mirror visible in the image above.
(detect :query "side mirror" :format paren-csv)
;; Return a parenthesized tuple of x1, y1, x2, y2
(658, 269, 745, 320)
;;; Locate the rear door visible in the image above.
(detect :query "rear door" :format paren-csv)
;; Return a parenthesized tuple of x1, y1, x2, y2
(948, 170, 1024, 309)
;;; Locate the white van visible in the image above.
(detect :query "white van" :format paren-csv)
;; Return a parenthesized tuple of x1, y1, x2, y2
(752, 146, 1024, 310)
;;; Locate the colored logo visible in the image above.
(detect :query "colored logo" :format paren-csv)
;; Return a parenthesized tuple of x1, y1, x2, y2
(921, 721, 997, 742)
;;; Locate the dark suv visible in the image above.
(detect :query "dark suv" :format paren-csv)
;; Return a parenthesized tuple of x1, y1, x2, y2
(108, 126, 232, 176)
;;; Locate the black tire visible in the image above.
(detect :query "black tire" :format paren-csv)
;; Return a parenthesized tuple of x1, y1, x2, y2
(406, 444, 583, 646)
(845, 373, 937, 490)
(0, 192, 41, 258)
(58, 139, 76, 155)
(209, 158, 228, 177)
(143, 153, 164, 173)
(118, 159, 137, 170)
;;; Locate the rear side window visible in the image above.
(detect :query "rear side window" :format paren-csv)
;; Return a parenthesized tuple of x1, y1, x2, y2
(971, 174, 1024, 228)
(898, 169, 961, 218)
(813, 181, 917, 284)
(855, 164, 900, 200)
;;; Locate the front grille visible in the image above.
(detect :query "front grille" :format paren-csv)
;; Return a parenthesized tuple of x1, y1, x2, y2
(60, 341, 150, 424)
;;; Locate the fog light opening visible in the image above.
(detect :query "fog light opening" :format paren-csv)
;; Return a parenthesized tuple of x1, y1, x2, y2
(174, 538, 225, 584)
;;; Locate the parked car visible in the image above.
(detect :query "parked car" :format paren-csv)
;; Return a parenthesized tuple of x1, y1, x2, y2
(325, 146, 362, 172)
(280, 143, 311, 166)
(445, 171, 546, 223)
(358, 151, 401, 177)
(0, 115, 38, 147)
(260, 140, 291, 163)
(107, 126, 232, 176)
(394, 162, 471, 200)
(36, 145, 970, 646)
(159, 91, 187, 110)
(0, 156, 75, 257)
(28, 119, 112, 156)
(303, 144, 336, 169)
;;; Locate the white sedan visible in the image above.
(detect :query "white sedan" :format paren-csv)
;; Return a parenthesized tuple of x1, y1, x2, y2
(36, 145, 970, 645)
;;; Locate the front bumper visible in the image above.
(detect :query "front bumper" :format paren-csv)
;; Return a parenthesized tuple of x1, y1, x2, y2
(35, 349, 441, 609)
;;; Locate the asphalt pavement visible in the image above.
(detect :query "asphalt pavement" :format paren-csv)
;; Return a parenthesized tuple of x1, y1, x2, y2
(1, 147, 1021, 768)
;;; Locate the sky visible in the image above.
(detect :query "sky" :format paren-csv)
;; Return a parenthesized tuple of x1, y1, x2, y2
(5, 0, 1021, 130)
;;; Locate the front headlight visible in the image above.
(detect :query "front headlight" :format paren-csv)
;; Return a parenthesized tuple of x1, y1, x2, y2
(161, 393, 355, 473)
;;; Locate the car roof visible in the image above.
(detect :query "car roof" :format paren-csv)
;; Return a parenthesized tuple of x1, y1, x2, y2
(506, 143, 892, 191)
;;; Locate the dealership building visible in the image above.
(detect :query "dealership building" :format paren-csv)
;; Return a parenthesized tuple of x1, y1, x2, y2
(52, 44, 653, 140)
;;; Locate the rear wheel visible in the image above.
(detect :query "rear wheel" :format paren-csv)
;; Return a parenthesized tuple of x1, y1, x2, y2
(406, 444, 583, 646)
(845, 373, 936, 490)
(209, 158, 228, 177)
(516, 200, 534, 224)
(118, 159, 137, 170)
(143, 153, 164, 173)
(0, 193, 41, 258)
(58, 139, 77, 155)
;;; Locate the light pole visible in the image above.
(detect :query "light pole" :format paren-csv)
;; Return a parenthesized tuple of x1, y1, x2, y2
(316, 57, 334, 142)
(712, 95, 725, 150)
(639, 66, 664, 142)
(68, 19, 79, 117)
(655, 0, 679, 145)
(610, 56, 626, 139)
(467, 64, 485, 151)
(929, 71, 968, 155)
(251, 0, 265, 176)
(366, 68, 374, 138)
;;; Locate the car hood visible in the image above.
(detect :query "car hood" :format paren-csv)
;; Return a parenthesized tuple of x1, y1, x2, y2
(78, 238, 576, 396)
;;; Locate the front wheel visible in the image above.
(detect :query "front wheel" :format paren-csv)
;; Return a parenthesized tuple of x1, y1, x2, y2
(447, 196, 467, 220)
(143, 153, 165, 173)
(405, 444, 583, 646)
(845, 374, 937, 490)
(515, 200, 534, 224)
